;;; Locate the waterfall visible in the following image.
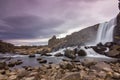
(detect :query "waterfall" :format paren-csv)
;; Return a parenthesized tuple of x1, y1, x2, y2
(50, 18, 117, 58)
(96, 18, 116, 44)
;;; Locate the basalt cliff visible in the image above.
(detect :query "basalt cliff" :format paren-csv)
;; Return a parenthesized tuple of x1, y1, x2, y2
(49, 14, 120, 51)
(48, 24, 99, 50)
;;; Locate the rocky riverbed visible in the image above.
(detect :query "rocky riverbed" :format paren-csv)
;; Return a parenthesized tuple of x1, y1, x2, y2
(0, 42, 120, 80)
(0, 58, 119, 80)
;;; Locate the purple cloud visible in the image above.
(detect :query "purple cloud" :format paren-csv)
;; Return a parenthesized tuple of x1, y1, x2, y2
(0, 0, 119, 45)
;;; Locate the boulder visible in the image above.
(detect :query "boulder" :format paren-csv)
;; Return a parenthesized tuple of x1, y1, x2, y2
(62, 72, 80, 80)
(97, 42, 104, 47)
(82, 59, 97, 67)
(8, 75, 17, 80)
(8, 60, 23, 67)
(0, 74, 8, 80)
(15, 60, 23, 65)
(36, 58, 42, 61)
(64, 49, 76, 59)
(104, 42, 116, 48)
(39, 59, 47, 63)
(106, 45, 120, 58)
(90, 62, 112, 72)
(23, 76, 36, 80)
(113, 72, 120, 79)
(92, 46, 107, 54)
(40, 48, 51, 55)
(17, 69, 29, 78)
(77, 49, 87, 56)
(54, 53, 63, 57)
(0, 62, 7, 69)
(8, 61, 16, 67)
(59, 61, 74, 70)
(106, 49, 120, 58)
(29, 54, 35, 58)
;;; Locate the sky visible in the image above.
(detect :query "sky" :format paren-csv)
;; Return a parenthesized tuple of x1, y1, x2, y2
(0, 0, 119, 46)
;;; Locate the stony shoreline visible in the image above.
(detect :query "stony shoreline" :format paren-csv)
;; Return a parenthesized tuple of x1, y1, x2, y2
(0, 41, 120, 80)
(0, 58, 119, 80)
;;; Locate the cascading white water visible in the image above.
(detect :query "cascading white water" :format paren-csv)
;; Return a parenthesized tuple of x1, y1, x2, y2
(83, 18, 117, 58)
(96, 18, 116, 44)
(50, 18, 117, 58)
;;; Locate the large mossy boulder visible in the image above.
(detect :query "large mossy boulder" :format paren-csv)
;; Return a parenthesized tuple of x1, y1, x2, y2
(77, 49, 87, 56)
(64, 49, 76, 59)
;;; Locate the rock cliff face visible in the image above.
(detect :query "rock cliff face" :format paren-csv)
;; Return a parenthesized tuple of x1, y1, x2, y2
(48, 24, 99, 50)
(114, 13, 120, 44)
(0, 40, 15, 53)
(49, 1, 120, 50)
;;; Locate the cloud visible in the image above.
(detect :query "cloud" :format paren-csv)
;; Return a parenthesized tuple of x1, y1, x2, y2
(0, 15, 64, 40)
(0, 0, 119, 45)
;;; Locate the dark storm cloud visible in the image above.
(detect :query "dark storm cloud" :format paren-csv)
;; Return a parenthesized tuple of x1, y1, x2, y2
(0, 15, 64, 39)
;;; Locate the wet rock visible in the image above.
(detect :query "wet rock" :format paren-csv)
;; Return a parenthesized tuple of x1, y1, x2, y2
(0, 61, 7, 69)
(62, 58, 71, 62)
(64, 49, 76, 59)
(71, 59, 80, 62)
(36, 58, 42, 61)
(0, 70, 6, 75)
(113, 72, 120, 79)
(42, 64, 52, 69)
(77, 49, 87, 56)
(8, 61, 16, 67)
(106, 49, 120, 58)
(92, 46, 107, 54)
(29, 54, 35, 58)
(97, 42, 104, 47)
(40, 49, 51, 55)
(84, 46, 90, 49)
(79, 70, 87, 78)
(97, 71, 107, 78)
(91, 62, 112, 72)
(54, 53, 63, 57)
(0, 74, 8, 80)
(106, 45, 120, 58)
(17, 69, 28, 78)
(104, 42, 115, 48)
(39, 59, 47, 63)
(15, 60, 23, 65)
(41, 53, 52, 56)
(23, 76, 36, 80)
(82, 59, 96, 67)
(62, 72, 80, 80)
(8, 75, 17, 80)
(59, 61, 74, 70)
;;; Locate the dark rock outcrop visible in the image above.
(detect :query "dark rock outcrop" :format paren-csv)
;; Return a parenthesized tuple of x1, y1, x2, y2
(0, 40, 15, 53)
(114, 13, 120, 45)
(48, 24, 99, 50)
(105, 45, 120, 58)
